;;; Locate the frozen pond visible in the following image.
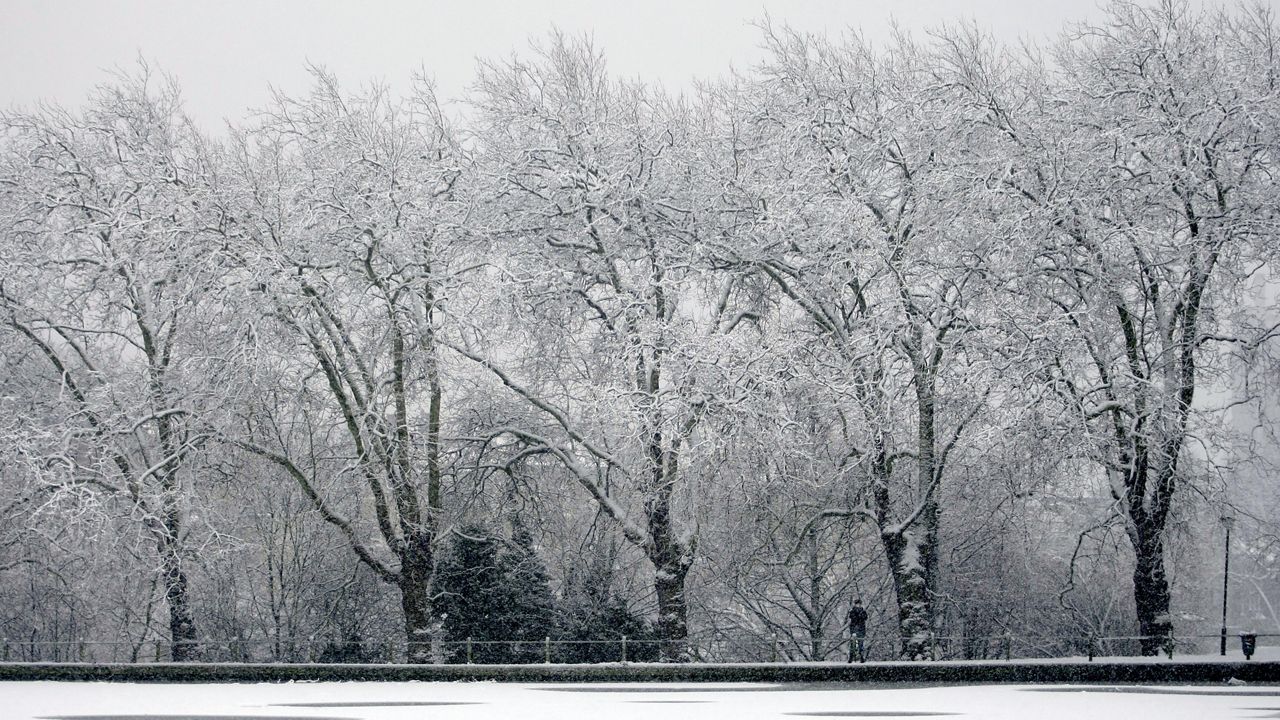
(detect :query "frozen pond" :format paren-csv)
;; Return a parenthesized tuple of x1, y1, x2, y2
(4, 681, 1280, 720)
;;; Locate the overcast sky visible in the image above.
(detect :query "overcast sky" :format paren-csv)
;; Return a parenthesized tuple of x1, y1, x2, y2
(0, 0, 1258, 131)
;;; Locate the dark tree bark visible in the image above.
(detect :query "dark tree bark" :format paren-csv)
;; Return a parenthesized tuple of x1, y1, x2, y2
(223, 72, 463, 664)
(645, 395, 698, 662)
(806, 529, 823, 660)
(398, 530, 435, 664)
(652, 551, 692, 662)
(1131, 520, 1173, 656)
(881, 527, 934, 660)
(161, 542, 200, 662)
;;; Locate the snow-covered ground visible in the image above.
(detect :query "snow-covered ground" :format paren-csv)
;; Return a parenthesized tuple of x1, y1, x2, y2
(4, 680, 1280, 720)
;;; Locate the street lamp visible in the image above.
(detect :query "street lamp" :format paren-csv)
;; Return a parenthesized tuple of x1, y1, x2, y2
(1221, 510, 1236, 656)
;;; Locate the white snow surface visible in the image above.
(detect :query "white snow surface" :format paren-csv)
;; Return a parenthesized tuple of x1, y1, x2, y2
(4, 679, 1280, 720)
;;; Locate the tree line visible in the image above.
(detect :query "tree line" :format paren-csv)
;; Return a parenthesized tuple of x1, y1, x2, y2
(2, 0, 1279, 662)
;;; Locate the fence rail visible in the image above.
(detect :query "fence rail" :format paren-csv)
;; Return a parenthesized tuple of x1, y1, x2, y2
(2, 631, 1273, 665)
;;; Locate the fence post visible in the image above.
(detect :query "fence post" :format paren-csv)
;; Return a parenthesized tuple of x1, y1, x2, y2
(544, 636, 551, 664)
(1087, 634, 1096, 662)
(466, 636, 473, 664)
(1004, 632, 1012, 661)
(621, 635, 628, 663)
(771, 634, 779, 663)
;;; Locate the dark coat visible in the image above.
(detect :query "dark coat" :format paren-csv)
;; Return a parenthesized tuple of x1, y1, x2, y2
(848, 605, 868, 634)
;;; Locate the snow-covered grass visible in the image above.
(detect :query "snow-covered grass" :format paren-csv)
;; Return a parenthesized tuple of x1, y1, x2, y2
(5, 679, 1280, 720)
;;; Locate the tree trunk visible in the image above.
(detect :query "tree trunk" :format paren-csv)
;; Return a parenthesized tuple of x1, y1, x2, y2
(913, 374, 942, 641)
(157, 462, 198, 662)
(399, 529, 435, 664)
(807, 529, 822, 660)
(160, 541, 199, 662)
(1131, 521, 1173, 656)
(882, 528, 933, 660)
(653, 553, 692, 662)
(648, 482, 692, 662)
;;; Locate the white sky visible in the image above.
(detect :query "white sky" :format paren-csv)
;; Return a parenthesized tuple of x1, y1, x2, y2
(0, 0, 1266, 131)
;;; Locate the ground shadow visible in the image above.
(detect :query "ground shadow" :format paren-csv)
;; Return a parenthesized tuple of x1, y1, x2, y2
(43, 716, 355, 720)
(271, 701, 481, 707)
(783, 707, 957, 712)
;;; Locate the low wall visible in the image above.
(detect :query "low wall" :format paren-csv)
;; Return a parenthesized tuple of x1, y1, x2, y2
(1, 660, 1277, 684)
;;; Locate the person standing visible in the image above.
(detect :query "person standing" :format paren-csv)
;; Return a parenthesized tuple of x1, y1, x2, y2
(848, 598, 868, 663)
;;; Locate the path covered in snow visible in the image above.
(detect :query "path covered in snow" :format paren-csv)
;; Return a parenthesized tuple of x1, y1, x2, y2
(5, 680, 1280, 720)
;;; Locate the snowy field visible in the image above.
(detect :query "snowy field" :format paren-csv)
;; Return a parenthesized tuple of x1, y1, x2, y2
(5, 680, 1280, 720)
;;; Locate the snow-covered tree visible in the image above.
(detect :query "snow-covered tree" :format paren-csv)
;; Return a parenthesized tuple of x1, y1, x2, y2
(217, 70, 467, 662)
(462, 35, 755, 661)
(0, 69, 233, 660)
(703, 24, 1009, 658)
(953, 0, 1280, 653)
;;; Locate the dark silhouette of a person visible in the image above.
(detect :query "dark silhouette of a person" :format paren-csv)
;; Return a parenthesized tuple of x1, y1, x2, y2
(848, 598, 868, 663)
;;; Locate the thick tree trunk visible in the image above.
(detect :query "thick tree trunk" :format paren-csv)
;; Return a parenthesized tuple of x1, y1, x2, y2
(649, 482, 693, 662)
(653, 555, 691, 662)
(148, 363, 201, 662)
(807, 529, 822, 660)
(1131, 522, 1173, 656)
(1122, 434, 1177, 656)
(644, 379, 695, 662)
(648, 481, 693, 662)
(399, 529, 435, 664)
(156, 461, 198, 662)
(393, 303, 442, 665)
(913, 376, 942, 638)
(160, 542, 199, 662)
(882, 528, 933, 660)
(921, 503, 940, 619)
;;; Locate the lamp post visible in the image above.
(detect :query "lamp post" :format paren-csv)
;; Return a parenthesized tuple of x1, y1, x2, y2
(1221, 511, 1235, 656)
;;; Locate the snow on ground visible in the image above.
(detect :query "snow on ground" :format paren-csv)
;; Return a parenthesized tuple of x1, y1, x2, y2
(4, 680, 1280, 720)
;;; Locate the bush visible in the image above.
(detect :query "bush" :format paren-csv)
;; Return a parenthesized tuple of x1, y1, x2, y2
(435, 523, 557, 664)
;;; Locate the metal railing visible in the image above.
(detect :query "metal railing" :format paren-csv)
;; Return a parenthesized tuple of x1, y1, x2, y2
(1, 631, 1273, 664)
(0, 635, 664, 664)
